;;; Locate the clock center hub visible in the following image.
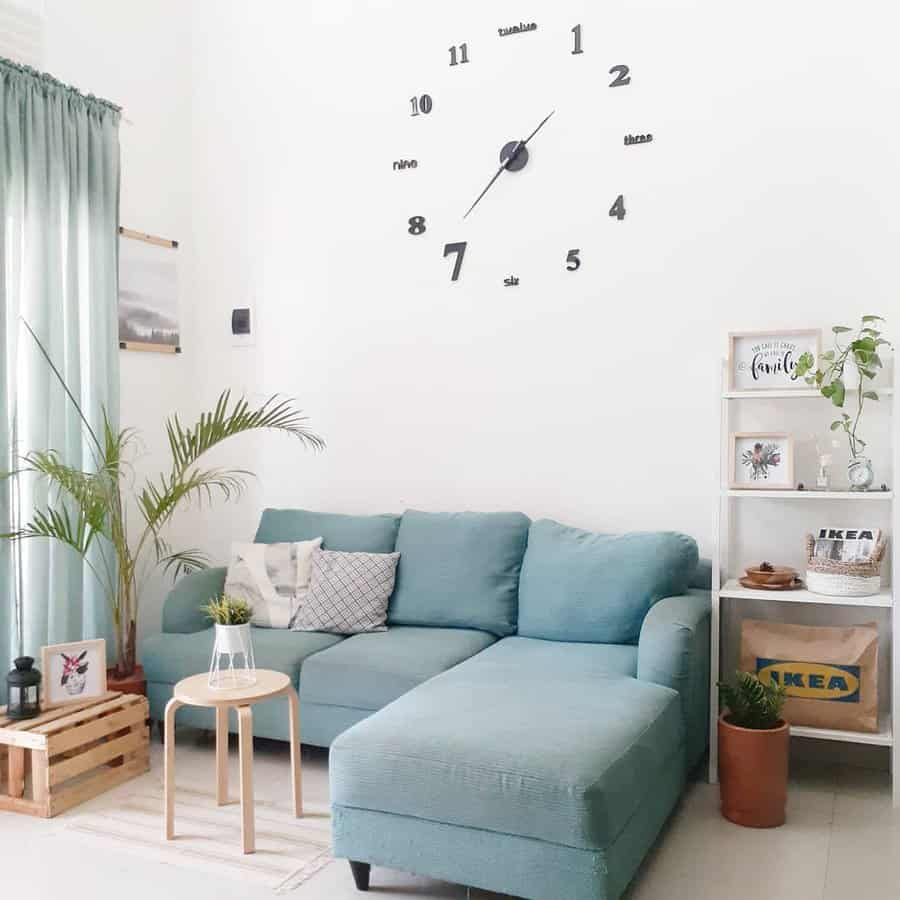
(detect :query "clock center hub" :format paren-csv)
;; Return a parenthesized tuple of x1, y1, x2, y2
(500, 140, 529, 172)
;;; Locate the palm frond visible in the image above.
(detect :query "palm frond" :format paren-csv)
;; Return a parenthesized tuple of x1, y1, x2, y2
(15, 451, 112, 538)
(138, 466, 252, 535)
(160, 547, 210, 578)
(166, 391, 325, 473)
(14, 506, 95, 556)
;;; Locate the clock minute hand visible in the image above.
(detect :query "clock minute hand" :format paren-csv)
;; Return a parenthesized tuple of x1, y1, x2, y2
(520, 109, 555, 148)
(462, 111, 555, 220)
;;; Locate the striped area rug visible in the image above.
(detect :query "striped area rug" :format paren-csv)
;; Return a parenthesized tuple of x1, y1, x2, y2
(65, 783, 333, 893)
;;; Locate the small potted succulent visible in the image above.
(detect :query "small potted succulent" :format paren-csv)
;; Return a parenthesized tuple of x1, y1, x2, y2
(201, 595, 256, 688)
(717, 671, 788, 827)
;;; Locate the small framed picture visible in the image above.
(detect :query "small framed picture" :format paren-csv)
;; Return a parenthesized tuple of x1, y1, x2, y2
(41, 638, 108, 708)
(727, 329, 821, 392)
(730, 433, 795, 490)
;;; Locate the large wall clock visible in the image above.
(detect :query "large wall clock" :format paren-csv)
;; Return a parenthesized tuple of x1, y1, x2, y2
(390, 17, 653, 291)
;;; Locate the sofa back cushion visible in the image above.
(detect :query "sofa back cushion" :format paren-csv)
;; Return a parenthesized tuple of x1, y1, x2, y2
(517, 519, 699, 644)
(255, 508, 400, 553)
(388, 510, 530, 636)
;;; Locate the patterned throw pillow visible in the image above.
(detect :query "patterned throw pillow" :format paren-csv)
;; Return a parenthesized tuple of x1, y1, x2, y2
(291, 548, 400, 635)
(225, 538, 322, 629)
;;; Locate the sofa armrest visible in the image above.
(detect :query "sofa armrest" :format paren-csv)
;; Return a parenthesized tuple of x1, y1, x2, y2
(637, 589, 711, 772)
(161, 567, 227, 634)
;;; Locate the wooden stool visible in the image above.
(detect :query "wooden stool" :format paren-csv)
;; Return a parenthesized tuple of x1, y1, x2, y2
(164, 670, 302, 854)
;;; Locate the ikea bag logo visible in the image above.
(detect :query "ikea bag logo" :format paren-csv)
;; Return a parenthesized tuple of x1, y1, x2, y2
(756, 659, 860, 703)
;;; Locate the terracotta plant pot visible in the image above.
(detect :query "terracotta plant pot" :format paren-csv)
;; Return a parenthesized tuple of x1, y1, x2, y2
(107, 663, 146, 697)
(718, 712, 789, 827)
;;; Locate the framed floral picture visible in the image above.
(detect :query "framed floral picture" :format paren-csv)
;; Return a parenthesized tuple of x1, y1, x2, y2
(41, 638, 108, 708)
(730, 433, 794, 490)
(727, 329, 821, 392)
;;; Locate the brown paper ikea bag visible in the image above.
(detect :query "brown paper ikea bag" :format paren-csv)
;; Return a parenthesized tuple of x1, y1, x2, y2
(740, 619, 878, 733)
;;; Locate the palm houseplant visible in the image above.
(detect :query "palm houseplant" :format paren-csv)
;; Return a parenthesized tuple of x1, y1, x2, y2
(717, 671, 788, 828)
(796, 315, 892, 491)
(3, 323, 324, 683)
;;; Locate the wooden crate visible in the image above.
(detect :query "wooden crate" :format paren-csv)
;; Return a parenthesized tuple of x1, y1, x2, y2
(0, 692, 149, 817)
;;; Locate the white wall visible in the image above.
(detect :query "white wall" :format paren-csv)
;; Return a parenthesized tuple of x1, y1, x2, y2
(34, 1, 900, 663)
(186, 0, 898, 541)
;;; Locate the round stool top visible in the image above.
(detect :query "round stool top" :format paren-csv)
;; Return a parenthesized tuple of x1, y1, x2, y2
(173, 670, 291, 707)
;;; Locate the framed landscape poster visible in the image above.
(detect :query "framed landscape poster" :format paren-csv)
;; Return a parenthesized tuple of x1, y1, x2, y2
(727, 329, 821, 392)
(730, 433, 795, 490)
(118, 227, 181, 353)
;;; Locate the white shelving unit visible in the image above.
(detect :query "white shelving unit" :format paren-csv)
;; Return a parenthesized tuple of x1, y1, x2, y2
(710, 361, 899, 807)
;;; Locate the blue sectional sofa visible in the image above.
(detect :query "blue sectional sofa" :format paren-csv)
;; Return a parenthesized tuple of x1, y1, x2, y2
(142, 508, 711, 900)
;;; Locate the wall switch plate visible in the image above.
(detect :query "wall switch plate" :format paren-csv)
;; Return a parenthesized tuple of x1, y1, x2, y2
(231, 306, 254, 347)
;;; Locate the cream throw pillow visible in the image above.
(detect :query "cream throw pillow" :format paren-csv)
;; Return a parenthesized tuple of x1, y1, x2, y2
(224, 538, 323, 628)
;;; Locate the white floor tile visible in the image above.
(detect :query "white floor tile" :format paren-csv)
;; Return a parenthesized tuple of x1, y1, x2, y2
(627, 781, 834, 900)
(823, 792, 900, 900)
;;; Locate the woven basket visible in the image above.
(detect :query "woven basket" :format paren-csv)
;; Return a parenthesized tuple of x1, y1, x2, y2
(805, 534, 886, 597)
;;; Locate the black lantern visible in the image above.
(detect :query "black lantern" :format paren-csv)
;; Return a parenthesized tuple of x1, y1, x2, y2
(6, 656, 41, 720)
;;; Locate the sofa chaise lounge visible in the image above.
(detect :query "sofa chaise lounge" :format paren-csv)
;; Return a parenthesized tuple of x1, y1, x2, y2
(142, 508, 711, 900)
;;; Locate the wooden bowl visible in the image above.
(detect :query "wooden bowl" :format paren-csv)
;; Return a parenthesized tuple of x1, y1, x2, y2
(744, 565, 797, 586)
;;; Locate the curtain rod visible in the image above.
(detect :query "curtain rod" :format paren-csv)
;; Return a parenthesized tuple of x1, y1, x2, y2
(0, 56, 123, 117)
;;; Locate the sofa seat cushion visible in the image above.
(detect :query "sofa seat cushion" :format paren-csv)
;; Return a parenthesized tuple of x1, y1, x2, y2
(142, 627, 343, 686)
(254, 508, 400, 553)
(330, 638, 683, 850)
(300, 626, 496, 711)
(518, 520, 700, 644)
(388, 510, 530, 636)
(470, 634, 639, 678)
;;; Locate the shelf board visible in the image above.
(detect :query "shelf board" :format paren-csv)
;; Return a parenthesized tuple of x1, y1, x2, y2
(790, 715, 892, 747)
(719, 578, 892, 608)
(723, 387, 894, 400)
(726, 489, 893, 500)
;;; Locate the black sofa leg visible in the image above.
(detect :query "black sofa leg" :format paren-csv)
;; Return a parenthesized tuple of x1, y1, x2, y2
(349, 861, 371, 891)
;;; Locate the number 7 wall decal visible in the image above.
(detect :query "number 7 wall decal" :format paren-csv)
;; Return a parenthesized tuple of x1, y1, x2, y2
(443, 241, 467, 281)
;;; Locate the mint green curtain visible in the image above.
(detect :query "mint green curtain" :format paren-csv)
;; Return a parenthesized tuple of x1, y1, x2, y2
(1, 59, 120, 698)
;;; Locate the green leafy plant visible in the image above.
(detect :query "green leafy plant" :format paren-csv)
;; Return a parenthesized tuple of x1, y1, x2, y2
(795, 315, 892, 459)
(2, 322, 324, 678)
(718, 671, 786, 730)
(202, 594, 254, 626)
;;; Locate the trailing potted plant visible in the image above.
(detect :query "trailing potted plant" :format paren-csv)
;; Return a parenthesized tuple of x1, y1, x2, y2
(717, 671, 788, 827)
(796, 315, 892, 491)
(202, 595, 256, 689)
(2, 323, 324, 688)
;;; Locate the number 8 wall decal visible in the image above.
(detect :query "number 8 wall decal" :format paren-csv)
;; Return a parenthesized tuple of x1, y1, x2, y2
(401, 21, 646, 284)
